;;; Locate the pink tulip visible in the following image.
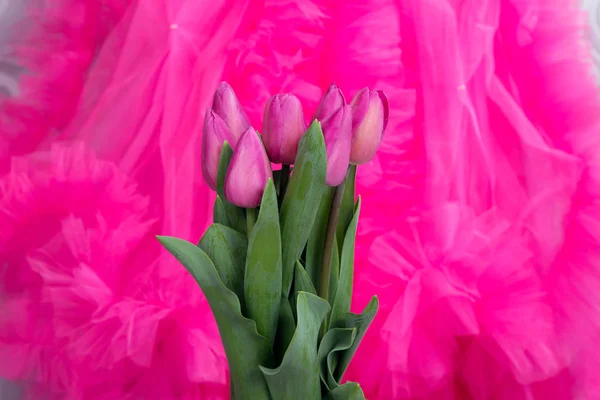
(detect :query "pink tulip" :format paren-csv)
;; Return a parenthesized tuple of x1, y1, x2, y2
(201, 109, 237, 190)
(314, 83, 346, 122)
(224, 127, 273, 208)
(350, 88, 389, 164)
(212, 82, 251, 139)
(321, 105, 353, 186)
(262, 94, 306, 164)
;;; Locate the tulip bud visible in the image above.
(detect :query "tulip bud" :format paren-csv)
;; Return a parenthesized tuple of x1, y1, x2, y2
(202, 109, 237, 190)
(321, 105, 353, 186)
(314, 83, 346, 122)
(212, 82, 251, 139)
(350, 88, 389, 164)
(262, 94, 306, 164)
(224, 127, 273, 208)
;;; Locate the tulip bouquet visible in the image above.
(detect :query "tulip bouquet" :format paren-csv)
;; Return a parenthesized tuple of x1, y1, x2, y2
(158, 82, 388, 400)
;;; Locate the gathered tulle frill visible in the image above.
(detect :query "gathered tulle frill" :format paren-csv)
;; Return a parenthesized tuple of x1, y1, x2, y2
(0, 143, 229, 399)
(348, 1, 600, 399)
(1, 0, 600, 399)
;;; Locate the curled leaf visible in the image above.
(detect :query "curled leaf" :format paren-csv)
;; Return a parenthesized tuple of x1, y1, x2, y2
(260, 292, 330, 400)
(331, 296, 379, 382)
(318, 327, 356, 390)
(325, 382, 366, 400)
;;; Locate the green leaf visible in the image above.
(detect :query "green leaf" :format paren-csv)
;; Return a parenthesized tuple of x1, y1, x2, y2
(294, 261, 317, 296)
(274, 296, 296, 364)
(318, 327, 356, 390)
(225, 200, 246, 235)
(244, 180, 282, 345)
(260, 292, 330, 400)
(213, 196, 228, 226)
(330, 198, 361, 326)
(216, 142, 246, 234)
(325, 382, 366, 400)
(306, 187, 335, 289)
(335, 165, 357, 254)
(216, 141, 233, 198)
(280, 120, 327, 295)
(290, 261, 317, 319)
(330, 296, 379, 383)
(157, 237, 272, 400)
(328, 237, 340, 305)
(198, 223, 247, 311)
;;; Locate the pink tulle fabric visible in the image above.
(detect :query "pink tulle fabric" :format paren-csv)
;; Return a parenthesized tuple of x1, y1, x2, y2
(1, 0, 600, 399)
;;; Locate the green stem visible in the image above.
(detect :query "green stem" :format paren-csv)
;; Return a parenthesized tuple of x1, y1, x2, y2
(279, 165, 291, 204)
(246, 208, 257, 235)
(318, 178, 347, 302)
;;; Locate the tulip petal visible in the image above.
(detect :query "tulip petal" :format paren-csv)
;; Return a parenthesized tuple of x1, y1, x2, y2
(224, 127, 273, 208)
(215, 142, 246, 233)
(349, 89, 386, 164)
(376, 90, 390, 130)
(262, 94, 306, 164)
(202, 109, 237, 190)
(262, 95, 283, 162)
(322, 105, 353, 186)
(350, 88, 370, 130)
(213, 81, 251, 139)
(315, 83, 347, 122)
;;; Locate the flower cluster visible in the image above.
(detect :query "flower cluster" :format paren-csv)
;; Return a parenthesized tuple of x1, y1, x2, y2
(160, 81, 389, 399)
(202, 82, 389, 206)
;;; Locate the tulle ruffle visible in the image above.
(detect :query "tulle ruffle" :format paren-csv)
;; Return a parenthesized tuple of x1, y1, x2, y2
(348, 1, 600, 399)
(0, 143, 228, 399)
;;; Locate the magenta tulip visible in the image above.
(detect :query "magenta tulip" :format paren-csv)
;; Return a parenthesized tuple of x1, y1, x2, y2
(350, 88, 389, 164)
(202, 109, 237, 190)
(212, 82, 251, 139)
(321, 105, 353, 186)
(314, 83, 346, 122)
(262, 94, 306, 164)
(224, 127, 273, 208)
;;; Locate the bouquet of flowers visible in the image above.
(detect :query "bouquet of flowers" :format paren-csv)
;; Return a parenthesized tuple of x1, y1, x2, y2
(159, 82, 388, 399)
